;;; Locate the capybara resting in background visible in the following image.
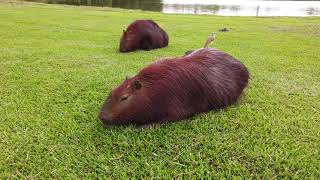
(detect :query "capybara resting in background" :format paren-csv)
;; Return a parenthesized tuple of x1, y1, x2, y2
(119, 20, 169, 52)
(100, 34, 249, 126)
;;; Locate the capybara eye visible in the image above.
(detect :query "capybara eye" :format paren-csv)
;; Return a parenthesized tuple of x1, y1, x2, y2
(120, 95, 128, 102)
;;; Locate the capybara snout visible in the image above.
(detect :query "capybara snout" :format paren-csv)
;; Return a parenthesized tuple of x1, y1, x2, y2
(99, 78, 145, 125)
(99, 100, 112, 124)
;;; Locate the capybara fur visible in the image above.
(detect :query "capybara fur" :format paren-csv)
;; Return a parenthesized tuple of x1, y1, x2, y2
(119, 20, 169, 52)
(99, 48, 249, 126)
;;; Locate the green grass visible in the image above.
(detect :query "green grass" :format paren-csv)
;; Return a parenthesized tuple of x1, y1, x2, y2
(0, 1, 319, 178)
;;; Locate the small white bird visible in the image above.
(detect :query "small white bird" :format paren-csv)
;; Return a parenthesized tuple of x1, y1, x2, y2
(203, 32, 216, 48)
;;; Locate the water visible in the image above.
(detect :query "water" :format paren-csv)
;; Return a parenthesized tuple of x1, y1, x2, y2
(27, 0, 320, 16)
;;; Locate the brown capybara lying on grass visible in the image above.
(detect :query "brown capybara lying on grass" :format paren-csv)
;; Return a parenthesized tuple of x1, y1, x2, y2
(119, 20, 169, 52)
(100, 34, 249, 127)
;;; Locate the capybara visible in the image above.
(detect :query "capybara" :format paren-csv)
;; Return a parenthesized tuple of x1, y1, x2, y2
(100, 34, 249, 126)
(119, 20, 169, 52)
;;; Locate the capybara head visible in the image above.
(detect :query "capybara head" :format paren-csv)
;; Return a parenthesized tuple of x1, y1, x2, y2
(119, 30, 139, 52)
(99, 76, 144, 126)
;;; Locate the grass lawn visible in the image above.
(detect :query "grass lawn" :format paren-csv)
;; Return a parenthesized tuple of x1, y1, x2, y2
(0, 1, 319, 178)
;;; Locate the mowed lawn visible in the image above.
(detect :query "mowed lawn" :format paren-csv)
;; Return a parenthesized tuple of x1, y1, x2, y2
(0, 1, 319, 178)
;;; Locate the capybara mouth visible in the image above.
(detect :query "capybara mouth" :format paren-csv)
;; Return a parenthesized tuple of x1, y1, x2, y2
(99, 112, 112, 124)
(119, 48, 128, 53)
(99, 113, 130, 127)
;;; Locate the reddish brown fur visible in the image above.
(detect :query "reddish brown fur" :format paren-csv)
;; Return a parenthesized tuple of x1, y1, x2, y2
(99, 48, 249, 126)
(119, 20, 169, 52)
(100, 48, 249, 125)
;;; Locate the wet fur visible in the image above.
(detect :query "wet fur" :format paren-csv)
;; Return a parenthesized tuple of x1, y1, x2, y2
(119, 20, 169, 52)
(100, 48, 249, 126)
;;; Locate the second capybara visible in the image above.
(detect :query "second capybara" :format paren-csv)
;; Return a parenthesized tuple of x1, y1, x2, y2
(119, 20, 169, 52)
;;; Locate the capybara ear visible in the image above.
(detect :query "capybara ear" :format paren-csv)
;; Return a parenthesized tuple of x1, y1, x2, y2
(132, 80, 142, 91)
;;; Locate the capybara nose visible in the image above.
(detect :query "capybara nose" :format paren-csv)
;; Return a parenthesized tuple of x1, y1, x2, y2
(120, 47, 128, 53)
(99, 112, 112, 125)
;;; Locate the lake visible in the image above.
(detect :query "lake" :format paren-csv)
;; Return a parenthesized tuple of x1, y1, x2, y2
(27, 0, 320, 16)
